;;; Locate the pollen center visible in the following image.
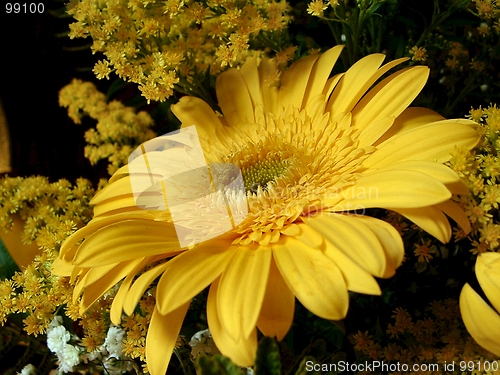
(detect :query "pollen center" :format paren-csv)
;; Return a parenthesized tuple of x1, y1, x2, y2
(225, 137, 299, 195)
(242, 157, 290, 193)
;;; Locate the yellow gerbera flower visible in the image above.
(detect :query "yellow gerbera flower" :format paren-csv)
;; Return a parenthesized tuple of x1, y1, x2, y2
(460, 252, 500, 356)
(54, 46, 480, 375)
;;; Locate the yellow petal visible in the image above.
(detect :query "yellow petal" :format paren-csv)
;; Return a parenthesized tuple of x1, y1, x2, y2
(280, 223, 301, 237)
(146, 303, 190, 375)
(356, 116, 395, 148)
(79, 258, 143, 313)
(460, 284, 500, 356)
(320, 238, 381, 295)
(171, 96, 230, 155)
(74, 262, 117, 302)
(60, 212, 157, 258)
(368, 160, 467, 194)
(156, 239, 236, 315)
(273, 236, 348, 320)
(73, 220, 182, 267)
(327, 54, 386, 116)
(323, 72, 344, 99)
(353, 216, 405, 278)
(302, 45, 344, 108)
(279, 54, 320, 110)
(110, 280, 131, 325)
(110, 257, 155, 325)
(476, 252, 500, 313)
(338, 170, 452, 209)
(393, 206, 451, 243)
(108, 164, 129, 183)
(59, 243, 78, 263)
(208, 278, 257, 366)
(351, 66, 429, 129)
(256, 259, 295, 340)
(70, 265, 87, 284)
(258, 58, 279, 114)
(375, 107, 444, 145)
(51, 257, 74, 276)
(59, 214, 118, 261)
(364, 120, 479, 168)
(124, 262, 169, 316)
(366, 160, 457, 182)
(171, 95, 224, 133)
(90, 177, 133, 205)
(93, 196, 145, 218)
(240, 57, 263, 112)
(435, 200, 471, 234)
(304, 93, 330, 123)
(294, 223, 324, 248)
(305, 213, 387, 278)
(217, 246, 271, 340)
(216, 68, 256, 126)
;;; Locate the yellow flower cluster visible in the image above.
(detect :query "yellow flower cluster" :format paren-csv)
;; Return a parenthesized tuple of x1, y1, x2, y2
(448, 105, 500, 254)
(66, 0, 292, 102)
(0, 176, 95, 333)
(473, 0, 500, 24)
(307, 0, 328, 17)
(443, 1, 500, 72)
(0, 175, 153, 366)
(307, 0, 339, 17)
(353, 299, 499, 374)
(414, 239, 436, 263)
(409, 46, 428, 62)
(59, 79, 156, 175)
(0, 259, 72, 335)
(121, 294, 156, 362)
(75, 298, 111, 353)
(0, 177, 93, 246)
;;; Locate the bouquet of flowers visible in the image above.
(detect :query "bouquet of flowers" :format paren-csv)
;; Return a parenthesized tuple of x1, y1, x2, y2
(1, 1, 500, 374)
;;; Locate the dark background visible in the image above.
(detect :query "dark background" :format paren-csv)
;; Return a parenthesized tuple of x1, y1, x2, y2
(0, 1, 100, 182)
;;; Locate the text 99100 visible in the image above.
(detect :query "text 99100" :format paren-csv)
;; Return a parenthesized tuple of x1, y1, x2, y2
(6, 3, 44, 13)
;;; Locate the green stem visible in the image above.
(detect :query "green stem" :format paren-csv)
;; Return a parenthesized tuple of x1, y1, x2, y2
(443, 38, 500, 116)
(414, 0, 465, 48)
(347, 6, 362, 65)
(326, 21, 350, 68)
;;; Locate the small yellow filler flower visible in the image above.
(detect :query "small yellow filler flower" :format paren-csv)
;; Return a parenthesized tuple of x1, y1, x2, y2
(460, 252, 500, 356)
(54, 46, 480, 374)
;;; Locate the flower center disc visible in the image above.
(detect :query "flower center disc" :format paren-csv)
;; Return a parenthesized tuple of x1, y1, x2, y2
(242, 157, 290, 193)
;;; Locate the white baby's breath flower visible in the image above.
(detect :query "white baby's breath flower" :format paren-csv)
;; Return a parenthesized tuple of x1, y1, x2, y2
(58, 344, 80, 373)
(46, 316, 81, 374)
(18, 364, 36, 375)
(103, 326, 125, 358)
(47, 325, 71, 354)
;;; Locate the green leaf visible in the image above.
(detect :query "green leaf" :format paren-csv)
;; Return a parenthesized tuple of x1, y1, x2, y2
(294, 356, 320, 375)
(195, 355, 245, 375)
(254, 337, 281, 375)
(366, 1, 387, 16)
(0, 238, 20, 280)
